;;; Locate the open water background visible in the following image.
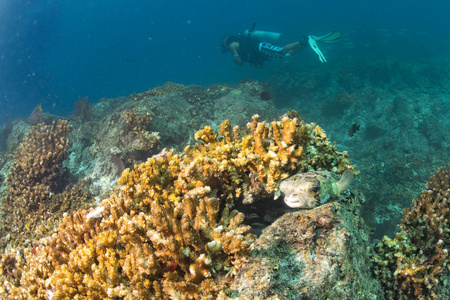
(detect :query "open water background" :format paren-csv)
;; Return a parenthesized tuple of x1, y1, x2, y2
(0, 0, 449, 124)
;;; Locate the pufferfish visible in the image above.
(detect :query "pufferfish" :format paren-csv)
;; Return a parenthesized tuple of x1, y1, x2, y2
(278, 169, 353, 208)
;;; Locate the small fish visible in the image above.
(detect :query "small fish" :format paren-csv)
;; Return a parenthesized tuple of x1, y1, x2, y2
(348, 123, 360, 137)
(28, 104, 43, 125)
(279, 170, 353, 208)
(160, 260, 177, 277)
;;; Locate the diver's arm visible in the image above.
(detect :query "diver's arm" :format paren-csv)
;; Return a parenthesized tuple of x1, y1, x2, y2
(229, 42, 243, 66)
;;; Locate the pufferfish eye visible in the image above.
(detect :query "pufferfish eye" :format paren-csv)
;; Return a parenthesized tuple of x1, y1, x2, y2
(310, 185, 320, 194)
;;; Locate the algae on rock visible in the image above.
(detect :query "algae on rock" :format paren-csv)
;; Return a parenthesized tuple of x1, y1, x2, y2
(232, 190, 383, 299)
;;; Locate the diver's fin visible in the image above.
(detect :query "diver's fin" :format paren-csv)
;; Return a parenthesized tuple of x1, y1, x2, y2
(310, 31, 341, 43)
(336, 169, 353, 193)
(308, 35, 326, 62)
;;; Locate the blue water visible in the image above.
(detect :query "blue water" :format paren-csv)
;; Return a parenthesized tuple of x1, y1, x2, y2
(0, 0, 449, 124)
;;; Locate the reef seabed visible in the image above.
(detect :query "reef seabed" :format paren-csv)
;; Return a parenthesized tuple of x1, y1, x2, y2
(0, 80, 448, 299)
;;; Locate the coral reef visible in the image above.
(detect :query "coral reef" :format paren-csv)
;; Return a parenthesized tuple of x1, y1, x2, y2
(129, 82, 187, 102)
(372, 165, 450, 299)
(0, 120, 89, 250)
(0, 113, 354, 299)
(5, 120, 70, 210)
(232, 191, 382, 299)
(120, 112, 352, 208)
(3, 77, 447, 298)
(0, 54, 448, 299)
(63, 80, 277, 199)
(268, 56, 450, 239)
(6, 187, 253, 299)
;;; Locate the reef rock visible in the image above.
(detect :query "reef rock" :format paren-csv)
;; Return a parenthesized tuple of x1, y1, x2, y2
(231, 191, 382, 299)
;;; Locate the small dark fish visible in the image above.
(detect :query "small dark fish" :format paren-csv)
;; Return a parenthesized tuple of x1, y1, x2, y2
(348, 123, 360, 137)
(110, 153, 125, 175)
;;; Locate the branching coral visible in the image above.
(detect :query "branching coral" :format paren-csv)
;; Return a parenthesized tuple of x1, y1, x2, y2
(0, 120, 75, 250)
(1, 120, 69, 246)
(0, 114, 353, 299)
(5, 184, 253, 299)
(122, 108, 153, 134)
(6, 120, 70, 211)
(120, 112, 351, 207)
(372, 164, 450, 299)
(117, 108, 159, 166)
(190, 113, 352, 200)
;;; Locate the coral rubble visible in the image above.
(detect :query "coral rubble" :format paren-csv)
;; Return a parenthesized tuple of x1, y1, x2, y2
(372, 165, 450, 299)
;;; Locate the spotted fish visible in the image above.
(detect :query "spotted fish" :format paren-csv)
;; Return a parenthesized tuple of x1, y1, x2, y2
(279, 170, 353, 208)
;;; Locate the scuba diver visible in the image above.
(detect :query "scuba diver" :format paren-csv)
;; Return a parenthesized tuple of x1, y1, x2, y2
(221, 23, 341, 67)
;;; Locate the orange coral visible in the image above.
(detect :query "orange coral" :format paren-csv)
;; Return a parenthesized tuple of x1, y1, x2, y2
(0, 114, 353, 299)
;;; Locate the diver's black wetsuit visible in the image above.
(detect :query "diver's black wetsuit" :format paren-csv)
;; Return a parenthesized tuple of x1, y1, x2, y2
(228, 35, 267, 67)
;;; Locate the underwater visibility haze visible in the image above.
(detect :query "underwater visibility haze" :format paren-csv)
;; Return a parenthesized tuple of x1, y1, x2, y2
(0, 0, 449, 299)
(1, 0, 449, 120)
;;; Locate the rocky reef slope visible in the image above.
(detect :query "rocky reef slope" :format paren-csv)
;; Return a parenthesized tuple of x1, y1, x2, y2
(0, 79, 448, 299)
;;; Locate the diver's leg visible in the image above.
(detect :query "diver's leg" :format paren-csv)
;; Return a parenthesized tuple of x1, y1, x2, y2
(282, 41, 307, 56)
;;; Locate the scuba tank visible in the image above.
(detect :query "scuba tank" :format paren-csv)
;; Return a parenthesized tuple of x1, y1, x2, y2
(242, 23, 282, 43)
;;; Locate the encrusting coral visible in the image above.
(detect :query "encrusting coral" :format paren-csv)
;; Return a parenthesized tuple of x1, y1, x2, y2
(129, 82, 186, 102)
(128, 81, 231, 104)
(372, 164, 450, 299)
(0, 113, 354, 299)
